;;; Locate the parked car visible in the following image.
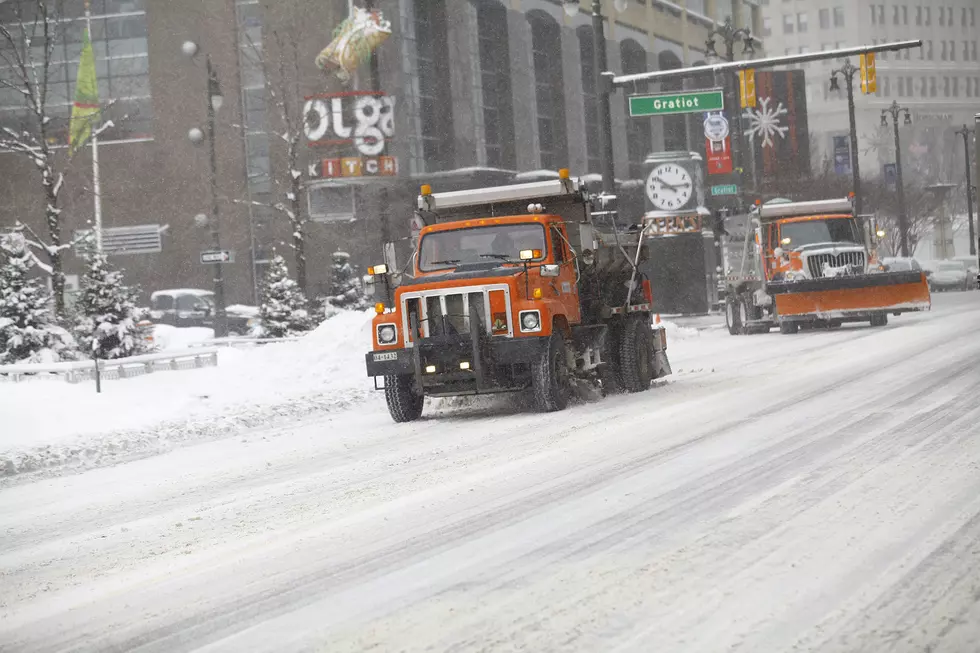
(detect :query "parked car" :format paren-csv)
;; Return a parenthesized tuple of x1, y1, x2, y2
(927, 260, 970, 292)
(148, 288, 258, 335)
(952, 255, 979, 288)
(881, 257, 924, 273)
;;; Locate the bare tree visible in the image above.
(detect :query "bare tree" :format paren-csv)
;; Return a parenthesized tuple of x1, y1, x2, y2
(0, 0, 113, 317)
(237, 29, 309, 295)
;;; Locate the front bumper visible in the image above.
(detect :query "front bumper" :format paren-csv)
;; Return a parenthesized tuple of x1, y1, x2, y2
(769, 270, 931, 318)
(366, 334, 551, 396)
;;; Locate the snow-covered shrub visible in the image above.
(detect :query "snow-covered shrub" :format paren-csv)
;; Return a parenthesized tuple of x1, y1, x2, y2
(73, 252, 148, 359)
(259, 254, 313, 338)
(0, 233, 75, 364)
(325, 251, 368, 310)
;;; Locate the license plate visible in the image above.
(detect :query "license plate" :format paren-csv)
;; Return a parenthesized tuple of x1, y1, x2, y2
(373, 352, 398, 362)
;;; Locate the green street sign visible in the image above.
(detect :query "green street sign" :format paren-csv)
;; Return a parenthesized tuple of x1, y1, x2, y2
(629, 89, 725, 117)
(711, 184, 739, 196)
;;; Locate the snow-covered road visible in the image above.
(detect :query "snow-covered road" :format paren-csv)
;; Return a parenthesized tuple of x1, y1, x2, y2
(2, 293, 979, 652)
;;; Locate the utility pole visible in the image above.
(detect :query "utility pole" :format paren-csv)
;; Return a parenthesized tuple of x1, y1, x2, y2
(830, 60, 862, 215)
(955, 124, 976, 256)
(881, 101, 912, 257)
(591, 0, 616, 197)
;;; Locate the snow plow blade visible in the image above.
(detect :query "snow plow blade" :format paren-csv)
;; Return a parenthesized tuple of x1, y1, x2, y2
(768, 271, 931, 319)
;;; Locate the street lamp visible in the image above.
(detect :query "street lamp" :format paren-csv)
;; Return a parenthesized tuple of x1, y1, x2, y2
(705, 17, 755, 205)
(881, 100, 912, 257)
(954, 124, 976, 256)
(562, 0, 619, 197)
(183, 41, 228, 338)
(829, 60, 862, 216)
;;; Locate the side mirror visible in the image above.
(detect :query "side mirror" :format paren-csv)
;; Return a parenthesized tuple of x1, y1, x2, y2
(540, 264, 561, 277)
(773, 247, 785, 258)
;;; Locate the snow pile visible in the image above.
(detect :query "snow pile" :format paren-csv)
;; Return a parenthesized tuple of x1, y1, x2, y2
(0, 310, 377, 477)
(661, 319, 702, 341)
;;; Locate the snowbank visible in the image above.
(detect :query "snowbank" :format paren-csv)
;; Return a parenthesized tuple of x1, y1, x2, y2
(151, 325, 214, 350)
(1, 310, 377, 477)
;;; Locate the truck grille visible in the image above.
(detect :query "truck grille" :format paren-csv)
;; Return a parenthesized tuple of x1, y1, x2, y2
(806, 251, 866, 278)
(402, 286, 512, 342)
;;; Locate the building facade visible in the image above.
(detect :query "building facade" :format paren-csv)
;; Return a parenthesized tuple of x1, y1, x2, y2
(760, 0, 980, 177)
(1, 0, 763, 306)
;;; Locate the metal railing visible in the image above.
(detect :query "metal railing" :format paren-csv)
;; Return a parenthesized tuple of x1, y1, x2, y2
(0, 348, 220, 384)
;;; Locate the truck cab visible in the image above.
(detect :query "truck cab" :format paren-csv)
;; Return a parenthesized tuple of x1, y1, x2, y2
(365, 172, 671, 422)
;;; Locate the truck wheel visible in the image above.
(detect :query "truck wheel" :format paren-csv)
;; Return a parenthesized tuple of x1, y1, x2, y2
(384, 374, 424, 423)
(619, 315, 654, 393)
(725, 295, 742, 336)
(779, 321, 799, 335)
(870, 313, 888, 327)
(532, 331, 571, 412)
(598, 324, 623, 394)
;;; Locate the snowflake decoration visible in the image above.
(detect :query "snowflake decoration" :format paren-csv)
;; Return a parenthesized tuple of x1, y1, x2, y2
(742, 97, 789, 149)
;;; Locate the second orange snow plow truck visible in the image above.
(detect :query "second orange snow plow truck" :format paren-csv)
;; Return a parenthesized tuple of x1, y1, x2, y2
(722, 197, 931, 335)
(364, 171, 671, 422)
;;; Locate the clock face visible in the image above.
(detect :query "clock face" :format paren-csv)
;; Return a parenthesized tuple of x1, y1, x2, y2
(646, 163, 694, 211)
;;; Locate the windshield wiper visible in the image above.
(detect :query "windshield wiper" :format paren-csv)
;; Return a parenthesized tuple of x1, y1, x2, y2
(429, 259, 461, 266)
(479, 253, 511, 261)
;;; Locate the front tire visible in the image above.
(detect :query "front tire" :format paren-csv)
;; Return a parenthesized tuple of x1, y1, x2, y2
(870, 312, 888, 327)
(384, 374, 424, 423)
(619, 315, 654, 393)
(532, 331, 571, 412)
(725, 294, 742, 336)
(779, 321, 800, 335)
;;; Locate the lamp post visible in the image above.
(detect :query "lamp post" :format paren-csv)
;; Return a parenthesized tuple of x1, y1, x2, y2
(563, 0, 619, 197)
(881, 100, 912, 257)
(705, 16, 754, 206)
(954, 124, 976, 256)
(183, 41, 228, 337)
(829, 60, 862, 215)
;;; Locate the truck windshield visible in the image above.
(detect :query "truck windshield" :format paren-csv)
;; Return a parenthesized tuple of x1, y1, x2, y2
(779, 218, 861, 248)
(418, 223, 547, 272)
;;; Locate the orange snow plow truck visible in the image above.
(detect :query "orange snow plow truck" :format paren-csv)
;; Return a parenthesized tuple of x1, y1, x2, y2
(722, 197, 931, 335)
(364, 171, 671, 422)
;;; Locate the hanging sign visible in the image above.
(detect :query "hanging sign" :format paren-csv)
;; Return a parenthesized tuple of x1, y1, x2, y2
(315, 7, 392, 84)
(304, 91, 398, 180)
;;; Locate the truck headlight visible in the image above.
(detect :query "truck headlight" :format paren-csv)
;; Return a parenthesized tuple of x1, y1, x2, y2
(520, 310, 541, 332)
(377, 323, 397, 344)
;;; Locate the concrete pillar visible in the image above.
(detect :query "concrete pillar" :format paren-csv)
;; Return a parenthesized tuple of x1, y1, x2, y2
(446, 0, 485, 167)
(561, 27, 589, 174)
(508, 9, 540, 170)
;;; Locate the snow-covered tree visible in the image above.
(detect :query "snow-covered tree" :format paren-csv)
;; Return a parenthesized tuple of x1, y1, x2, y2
(73, 251, 146, 359)
(0, 233, 75, 364)
(259, 254, 313, 338)
(326, 251, 367, 310)
(0, 1, 115, 318)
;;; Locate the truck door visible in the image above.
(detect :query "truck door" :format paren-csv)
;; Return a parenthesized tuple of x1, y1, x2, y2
(550, 224, 581, 324)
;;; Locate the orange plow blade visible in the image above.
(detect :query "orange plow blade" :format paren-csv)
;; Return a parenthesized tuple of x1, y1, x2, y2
(770, 271, 931, 319)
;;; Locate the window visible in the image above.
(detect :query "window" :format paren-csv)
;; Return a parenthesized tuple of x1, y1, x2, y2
(578, 26, 600, 174)
(878, 5, 885, 23)
(834, 6, 845, 26)
(942, 40, 947, 60)
(944, 77, 950, 96)
(762, 16, 772, 36)
(927, 40, 933, 59)
(921, 76, 927, 97)
(963, 7, 968, 26)
(0, 0, 153, 144)
(870, 5, 876, 23)
(950, 40, 955, 61)
(819, 8, 829, 28)
(897, 77, 905, 97)
(965, 41, 971, 62)
(308, 186, 354, 222)
(971, 8, 976, 27)
(621, 40, 651, 180)
(893, 5, 899, 24)
(939, 6, 944, 25)
(902, 5, 908, 24)
(550, 226, 567, 263)
(799, 45, 810, 67)
(915, 5, 921, 25)
(883, 76, 890, 96)
(797, 12, 807, 31)
(925, 6, 931, 24)
(930, 77, 937, 97)
(907, 76, 913, 95)
(529, 12, 566, 170)
(952, 77, 958, 97)
(415, 0, 455, 171)
(967, 78, 973, 98)
(477, 1, 515, 170)
(783, 13, 794, 33)
(973, 42, 978, 61)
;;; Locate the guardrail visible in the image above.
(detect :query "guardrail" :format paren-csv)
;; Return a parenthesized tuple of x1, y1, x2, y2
(0, 348, 219, 384)
(187, 336, 302, 348)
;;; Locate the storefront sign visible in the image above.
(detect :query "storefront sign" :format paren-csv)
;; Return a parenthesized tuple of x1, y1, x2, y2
(304, 91, 397, 181)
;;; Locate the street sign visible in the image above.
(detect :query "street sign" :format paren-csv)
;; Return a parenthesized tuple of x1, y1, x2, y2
(201, 250, 233, 264)
(629, 89, 724, 117)
(711, 184, 739, 196)
(883, 163, 898, 188)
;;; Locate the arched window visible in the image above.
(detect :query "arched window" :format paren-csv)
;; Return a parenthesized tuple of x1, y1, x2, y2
(415, 0, 454, 171)
(478, 1, 515, 169)
(529, 11, 567, 169)
(621, 39, 651, 179)
(578, 25, 600, 174)
(658, 50, 686, 152)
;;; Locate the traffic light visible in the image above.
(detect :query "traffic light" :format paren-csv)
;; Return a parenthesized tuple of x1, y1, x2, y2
(738, 68, 756, 108)
(860, 52, 877, 94)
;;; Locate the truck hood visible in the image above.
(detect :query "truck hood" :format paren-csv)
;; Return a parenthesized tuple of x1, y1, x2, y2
(399, 266, 522, 287)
